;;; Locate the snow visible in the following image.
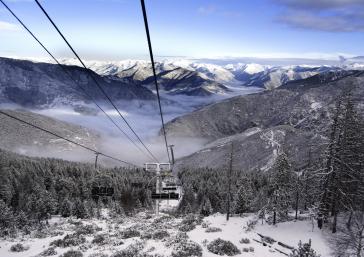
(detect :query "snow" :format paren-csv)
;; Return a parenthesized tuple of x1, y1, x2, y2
(255, 219, 332, 257)
(0, 212, 333, 257)
(188, 214, 331, 257)
(244, 63, 266, 74)
(311, 102, 322, 111)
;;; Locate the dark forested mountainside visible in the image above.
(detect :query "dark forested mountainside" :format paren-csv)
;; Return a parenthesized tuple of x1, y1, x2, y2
(165, 71, 364, 140)
(169, 71, 364, 172)
(0, 57, 156, 108)
(0, 109, 99, 153)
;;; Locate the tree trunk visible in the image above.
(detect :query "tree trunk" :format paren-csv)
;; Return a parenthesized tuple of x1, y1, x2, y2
(332, 199, 337, 233)
(273, 211, 276, 225)
(346, 211, 353, 229)
(295, 186, 299, 220)
(226, 143, 233, 221)
(356, 227, 363, 257)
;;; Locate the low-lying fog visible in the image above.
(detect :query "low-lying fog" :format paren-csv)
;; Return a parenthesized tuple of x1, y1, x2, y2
(2, 86, 261, 167)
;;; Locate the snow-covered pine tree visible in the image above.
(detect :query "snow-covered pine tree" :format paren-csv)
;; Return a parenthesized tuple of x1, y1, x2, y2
(319, 98, 344, 220)
(178, 185, 196, 214)
(290, 239, 320, 257)
(267, 152, 293, 225)
(0, 199, 15, 236)
(60, 198, 72, 218)
(321, 94, 364, 233)
(233, 176, 254, 214)
(73, 199, 87, 219)
(199, 197, 213, 216)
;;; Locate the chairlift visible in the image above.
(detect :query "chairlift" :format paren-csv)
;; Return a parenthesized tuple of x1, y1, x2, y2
(151, 192, 179, 200)
(91, 186, 114, 196)
(144, 163, 171, 172)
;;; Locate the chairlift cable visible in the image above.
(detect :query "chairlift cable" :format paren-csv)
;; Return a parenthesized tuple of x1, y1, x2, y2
(0, 0, 154, 162)
(0, 110, 140, 168)
(140, 0, 171, 163)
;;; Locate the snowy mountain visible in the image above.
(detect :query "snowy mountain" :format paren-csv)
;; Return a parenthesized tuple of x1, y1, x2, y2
(225, 64, 345, 89)
(60, 58, 362, 90)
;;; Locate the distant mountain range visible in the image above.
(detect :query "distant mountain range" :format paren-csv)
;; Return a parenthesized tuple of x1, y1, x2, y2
(62, 58, 364, 90)
(2, 56, 364, 110)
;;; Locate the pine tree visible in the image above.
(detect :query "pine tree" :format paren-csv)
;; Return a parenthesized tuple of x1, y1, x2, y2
(0, 199, 14, 236)
(15, 211, 28, 229)
(267, 152, 293, 225)
(320, 95, 364, 233)
(178, 186, 196, 214)
(290, 239, 320, 257)
(233, 176, 254, 214)
(60, 198, 73, 218)
(73, 199, 87, 219)
(199, 197, 213, 216)
(84, 200, 95, 218)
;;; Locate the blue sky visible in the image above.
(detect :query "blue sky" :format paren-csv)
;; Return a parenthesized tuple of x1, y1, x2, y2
(1, 0, 364, 61)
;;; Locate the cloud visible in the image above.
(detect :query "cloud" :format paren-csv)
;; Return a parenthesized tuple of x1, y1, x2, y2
(275, 0, 364, 10)
(197, 5, 217, 15)
(273, 0, 364, 32)
(276, 11, 364, 32)
(0, 21, 21, 31)
(197, 5, 241, 18)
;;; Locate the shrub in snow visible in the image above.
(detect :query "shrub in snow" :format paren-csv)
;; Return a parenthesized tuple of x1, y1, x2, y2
(207, 238, 241, 256)
(202, 239, 209, 247)
(68, 219, 82, 226)
(201, 221, 210, 228)
(153, 215, 173, 224)
(143, 229, 170, 240)
(33, 229, 48, 238)
(10, 243, 29, 252)
(242, 247, 254, 252)
(76, 224, 100, 235)
(111, 241, 144, 257)
(92, 234, 107, 245)
(119, 227, 141, 239)
(289, 240, 320, 257)
(50, 233, 86, 247)
(239, 238, 250, 244)
(171, 240, 202, 257)
(152, 230, 170, 240)
(61, 250, 83, 257)
(205, 227, 222, 233)
(243, 219, 257, 232)
(50, 230, 64, 237)
(112, 240, 124, 246)
(39, 247, 57, 256)
(179, 214, 201, 232)
(179, 222, 196, 232)
(165, 232, 189, 247)
(88, 253, 109, 257)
